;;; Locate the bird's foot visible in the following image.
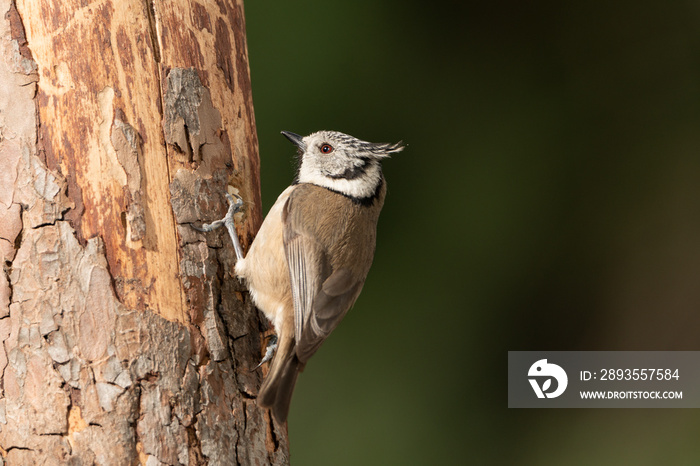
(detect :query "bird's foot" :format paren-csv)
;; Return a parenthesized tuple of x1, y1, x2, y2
(192, 193, 244, 232)
(192, 193, 245, 260)
(254, 335, 278, 370)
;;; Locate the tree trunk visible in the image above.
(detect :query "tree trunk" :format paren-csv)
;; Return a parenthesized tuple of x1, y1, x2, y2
(0, 0, 289, 463)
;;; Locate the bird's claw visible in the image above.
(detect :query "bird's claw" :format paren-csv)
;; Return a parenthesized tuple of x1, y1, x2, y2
(254, 335, 278, 370)
(191, 192, 246, 260)
(192, 193, 244, 232)
(226, 193, 244, 211)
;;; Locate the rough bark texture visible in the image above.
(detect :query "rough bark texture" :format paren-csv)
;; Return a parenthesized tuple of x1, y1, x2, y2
(0, 0, 289, 464)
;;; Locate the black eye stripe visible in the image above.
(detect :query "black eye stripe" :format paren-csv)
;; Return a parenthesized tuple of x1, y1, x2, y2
(326, 157, 370, 180)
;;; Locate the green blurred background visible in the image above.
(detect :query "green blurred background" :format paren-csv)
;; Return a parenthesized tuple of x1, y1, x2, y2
(243, 1, 700, 464)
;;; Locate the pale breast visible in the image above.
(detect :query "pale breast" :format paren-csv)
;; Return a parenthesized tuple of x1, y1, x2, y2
(235, 186, 295, 328)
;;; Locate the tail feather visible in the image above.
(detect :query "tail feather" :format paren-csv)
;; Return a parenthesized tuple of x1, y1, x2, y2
(271, 355, 300, 423)
(258, 335, 301, 424)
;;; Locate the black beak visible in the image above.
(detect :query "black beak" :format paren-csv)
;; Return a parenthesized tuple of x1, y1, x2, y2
(281, 131, 306, 151)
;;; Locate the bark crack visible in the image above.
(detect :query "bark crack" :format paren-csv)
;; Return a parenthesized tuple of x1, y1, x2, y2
(268, 412, 280, 451)
(185, 423, 205, 465)
(182, 123, 194, 163)
(2, 261, 12, 309)
(214, 287, 235, 362)
(144, 0, 161, 63)
(0, 316, 9, 393)
(5, 445, 33, 453)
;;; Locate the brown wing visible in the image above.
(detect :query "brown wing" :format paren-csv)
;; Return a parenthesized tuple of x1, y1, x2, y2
(282, 190, 366, 363)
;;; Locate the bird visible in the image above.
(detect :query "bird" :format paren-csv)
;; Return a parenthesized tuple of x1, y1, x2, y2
(196, 130, 403, 423)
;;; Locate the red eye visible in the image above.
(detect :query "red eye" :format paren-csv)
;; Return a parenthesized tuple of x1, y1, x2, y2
(320, 144, 333, 154)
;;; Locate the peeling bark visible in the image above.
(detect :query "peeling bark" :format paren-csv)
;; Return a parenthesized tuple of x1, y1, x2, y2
(0, 0, 287, 464)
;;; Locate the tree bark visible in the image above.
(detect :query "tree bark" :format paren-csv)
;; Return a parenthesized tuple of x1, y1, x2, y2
(0, 0, 289, 464)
